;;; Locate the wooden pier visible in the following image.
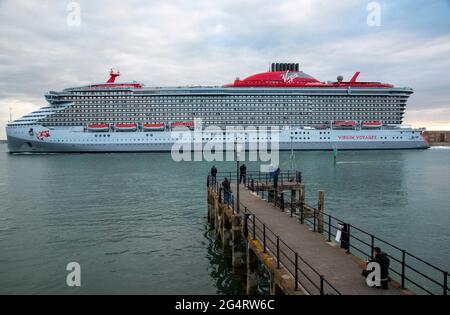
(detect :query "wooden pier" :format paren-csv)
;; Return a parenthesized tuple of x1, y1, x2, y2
(207, 171, 449, 295)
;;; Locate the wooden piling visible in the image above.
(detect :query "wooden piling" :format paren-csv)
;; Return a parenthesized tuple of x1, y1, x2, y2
(246, 245, 259, 295)
(290, 189, 296, 217)
(299, 184, 305, 223)
(231, 214, 245, 271)
(317, 190, 324, 234)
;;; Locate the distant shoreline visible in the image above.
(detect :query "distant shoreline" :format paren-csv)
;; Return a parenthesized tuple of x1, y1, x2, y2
(431, 143, 450, 147)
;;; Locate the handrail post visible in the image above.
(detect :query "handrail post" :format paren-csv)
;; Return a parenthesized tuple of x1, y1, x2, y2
(401, 250, 406, 289)
(276, 236, 280, 269)
(290, 189, 295, 217)
(299, 183, 305, 224)
(346, 225, 351, 254)
(313, 209, 317, 232)
(263, 224, 266, 252)
(444, 271, 448, 296)
(295, 253, 298, 291)
(327, 216, 331, 242)
(300, 206, 304, 224)
(371, 235, 375, 259)
(320, 275, 325, 295)
(244, 212, 248, 238)
(252, 215, 256, 240)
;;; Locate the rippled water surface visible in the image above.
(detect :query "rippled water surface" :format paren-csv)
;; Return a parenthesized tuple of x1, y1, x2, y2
(0, 143, 449, 294)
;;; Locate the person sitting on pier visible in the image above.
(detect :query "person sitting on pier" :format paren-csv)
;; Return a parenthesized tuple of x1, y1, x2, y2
(222, 177, 232, 205)
(210, 165, 218, 183)
(362, 247, 390, 290)
(239, 164, 247, 184)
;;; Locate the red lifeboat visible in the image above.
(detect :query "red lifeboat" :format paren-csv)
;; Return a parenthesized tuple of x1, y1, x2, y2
(87, 123, 109, 132)
(143, 123, 166, 131)
(362, 121, 382, 128)
(115, 123, 137, 131)
(171, 121, 194, 130)
(333, 121, 358, 128)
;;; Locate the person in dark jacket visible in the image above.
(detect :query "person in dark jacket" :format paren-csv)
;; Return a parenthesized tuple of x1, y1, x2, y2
(239, 164, 247, 184)
(222, 177, 232, 205)
(273, 167, 280, 188)
(210, 166, 218, 183)
(362, 247, 390, 290)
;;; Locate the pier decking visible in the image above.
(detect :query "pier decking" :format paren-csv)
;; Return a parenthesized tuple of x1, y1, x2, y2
(207, 171, 449, 295)
(233, 182, 402, 295)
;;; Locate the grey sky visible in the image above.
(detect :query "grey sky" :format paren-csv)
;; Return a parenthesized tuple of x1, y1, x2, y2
(1, 0, 449, 139)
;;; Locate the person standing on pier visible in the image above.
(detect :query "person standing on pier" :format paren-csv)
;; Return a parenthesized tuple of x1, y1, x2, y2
(210, 165, 218, 183)
(222, 177, 232, 205)
(240, 164, 247, 184)
(273, 167, 280, 189)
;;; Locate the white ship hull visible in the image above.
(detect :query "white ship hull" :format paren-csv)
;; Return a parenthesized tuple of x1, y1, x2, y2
(6, 125, 429, 153)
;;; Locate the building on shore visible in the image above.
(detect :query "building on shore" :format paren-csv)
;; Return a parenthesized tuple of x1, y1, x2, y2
(423, 131, 450, 146)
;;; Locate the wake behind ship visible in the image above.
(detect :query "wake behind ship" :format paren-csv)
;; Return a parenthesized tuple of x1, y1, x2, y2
(6, 63, 429, 152)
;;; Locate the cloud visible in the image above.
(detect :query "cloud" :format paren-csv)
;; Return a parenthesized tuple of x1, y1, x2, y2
(0, 0, 449, 139)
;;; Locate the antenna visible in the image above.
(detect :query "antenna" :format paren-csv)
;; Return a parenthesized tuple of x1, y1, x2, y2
(9, 107, 12, 122)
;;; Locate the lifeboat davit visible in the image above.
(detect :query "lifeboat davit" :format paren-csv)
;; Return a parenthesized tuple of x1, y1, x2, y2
(333, 121, 358, 128)
(171, 121, 194, 130)
(87, 123, 109, 132)
(362, 121, 382, 128)
(143, 123, 166, 131)
(115, 123, 137, 131)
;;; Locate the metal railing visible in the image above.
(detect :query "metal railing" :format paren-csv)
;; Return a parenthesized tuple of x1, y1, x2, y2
(244, 174, 449, 295)
(207, 173, 339, 295)
(207, 175, 235, 212)
(243, 207, 341, 295)
(299, 209, 449, 295)
(214, 170, 301, 187)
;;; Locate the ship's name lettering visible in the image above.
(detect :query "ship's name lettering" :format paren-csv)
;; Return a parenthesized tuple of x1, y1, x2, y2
(338, 135, 377, 140)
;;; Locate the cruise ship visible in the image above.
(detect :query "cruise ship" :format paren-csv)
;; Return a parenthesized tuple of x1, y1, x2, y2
(6, 63, 429, 152)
